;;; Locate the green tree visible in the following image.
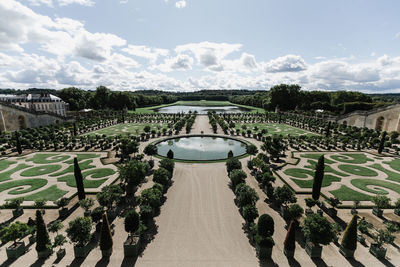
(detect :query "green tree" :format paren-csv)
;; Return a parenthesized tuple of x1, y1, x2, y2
(167, 149, 174, 159)
(15, 131, 22, 155)
(235, 183, 259, 208)
(246, 144, 258, 161)
(159, 158, 175, 178)
(35, 210, 51, 252)
(99, 213, 113, 253)
(153, 167, 170, 188)
(0, 222, 29, 246)
(303, 214, 335, 246)
(119, 160, 147, 196)
(341, 215, 357, 252)
(66, 217, 92, 247)
(74, 157, 85, 200)
(284, 220, 296, 252)
(273, 185, 296, 207)
(124, 210, 140, 236)
(226, 157, 242, 175)
(257, 214, 274, 237)
(378, 131, 387, 154)
(144, 144, 158, 159)
(242, 204, 259, 224)
(312, 155, 324, 201)
(261, 135, 285, 161)
(230, 169, 247, 189)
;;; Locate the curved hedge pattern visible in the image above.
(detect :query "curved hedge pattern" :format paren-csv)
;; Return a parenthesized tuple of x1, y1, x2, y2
(0, 179, 48, 195)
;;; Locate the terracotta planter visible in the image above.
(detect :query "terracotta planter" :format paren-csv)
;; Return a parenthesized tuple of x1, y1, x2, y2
(124, 235, 140, 257)
(372, 207, 383, 217)
(6, 242, 25, 259)
(369, 243, 386, 259)
(37, 248, 53, 259)
(339, 246, 355, 258)
(73, 245, 89, 258)
(305, 241, 322, 258)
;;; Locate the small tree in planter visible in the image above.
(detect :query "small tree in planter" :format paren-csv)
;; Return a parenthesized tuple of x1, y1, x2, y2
(246, 144, 258, 161)
(371, 194, 390, 217)
(235, 183, 259, 209)
(153, 167, 170, 191)
(312, 155, 324, 201)
(225, 157, 242, 176)
(255, 214, 275, 259)
(48, 220, 65, 259)
(288, 204, 304, 222)
(91, 206, 104, 232)
(74, 157, 86, 200)
(242, 204, 259, 225)
(284, 220, 296, 257)
(351, 200, 360, 215)
(55, 197, 70, 218)
(273, 185, 296, 219)
(99, 213, 113, 257)
(305, 198, 317, 215)
(394, 198, 400, 216)
(124, 210, 141, 257)
(229, 169, 247, 190)
(0, 222, 29, 259)
(34, 199, 47, 214)
(302, 213, 335, 258)
(66, 216, 92, 258)
(79, 198, 94, 217)
(3, 198, 24, 217)
(35, 210, 52, 258)
(339, 215, 357, 258)
(326, 197, 342, 217)
(369, 228, 395, 259)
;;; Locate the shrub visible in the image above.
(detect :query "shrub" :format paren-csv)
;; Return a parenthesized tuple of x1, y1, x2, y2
(226, 157, 242, 174)
(35, 210, 51, 252)
(55, 197, 70, 209)
(124, 210, 140, 235)
(227, 150, 233, 158)
(341, 215, 357, 251)
(139, 204, 153, 222)
(66, 217, 92, 247)
(119, 160, 147, 195)
(99, 213, 113, 252)
(235, 184, 259, 208)
(303, 214, 335, 246)
(273, 185, 296, 207)
(256, 236, 275, 248)
(305, 198, 317, 208)
(372, 194, 391, 209)
(167, 149, 174, 159)
(79, 198, 94, 212)
(257, 214, 274, 238)
(312, 155, 324, 200)
(91, 206, 104, 224)
(159, 158, 175, 178)
(230, 169, 247, 189)
(153, 167, 170, 188)
(140, 187, 163, 209)
(74, 158, 86, 200)
(242, 204, 259, 224)
(0, 222, 29, 245)
(3, 198, 23, 210)
(288, 204, 304, 221)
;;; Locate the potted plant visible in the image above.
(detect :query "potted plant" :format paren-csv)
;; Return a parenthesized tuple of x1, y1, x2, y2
(284, 220, 296, 258)
(305, 198, 317, 215)
(303, 213, 335, 258)
(273, 185, 297, 219)
(369, 228, 394, 259)
(91, 206, 104, 232)
(53, 234, 67, 259)
(3, 198, 24, 217)
(34, 199, 47, 214)
(357, 217, 372, 243)
(394, 198, 400, 216)
(255, 214, 275, 259)
(326, 197, 341, 217)
(66, 216, 92, 258)
(55, 197, 70, 218)
(371, 194, 390, 217)
(351, 200, 360, 215)
(35, 210, 52, 258)
(99, 213, 113, 258)
(124, 210, 141, 257)
(79, 198, 94, 217)
(0, 222, 29, 259)
(339, 215, 357, 258)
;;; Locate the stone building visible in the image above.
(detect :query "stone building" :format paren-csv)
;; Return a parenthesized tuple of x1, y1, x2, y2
(336, 104, 400, 132)
(0, 93, 68, 116)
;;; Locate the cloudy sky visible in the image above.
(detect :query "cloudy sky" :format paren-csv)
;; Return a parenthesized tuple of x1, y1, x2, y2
(1, 0, 400, 92)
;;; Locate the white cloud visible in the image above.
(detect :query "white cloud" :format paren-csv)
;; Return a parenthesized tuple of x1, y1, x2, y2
(264, 55, 307, 73)
(57, 0, 94, 6)
(122, 45, 169, 63)
(27, 0, 53, 7)
(153, 54, 193, 72)
(175, 0, 186, 9)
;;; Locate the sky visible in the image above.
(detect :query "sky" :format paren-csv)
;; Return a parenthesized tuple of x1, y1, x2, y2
(1, 0, 400, 92)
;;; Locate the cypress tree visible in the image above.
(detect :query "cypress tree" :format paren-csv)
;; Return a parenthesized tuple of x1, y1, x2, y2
(312, 155, 324, 200)
(35, 210, 51, 252)
(74, 157, 86, 200)
(325, 121, 331, 138)
(284, 220, 296, 252)
(341, 215, 357, 252)
(378, 131, 387, 154)
(73, 122, 77, 136)
(15, 131, 22, 155)
(167, 149, 174, 159)
(99, 213, 113, 253)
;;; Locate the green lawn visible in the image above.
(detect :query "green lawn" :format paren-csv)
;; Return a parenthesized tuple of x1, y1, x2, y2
(337, 164, 378, 177)
(83, 122, 167, 137)
(0, 179, 48, 195)
(330, 185, 372, 201)
(235, 123, 317, 137)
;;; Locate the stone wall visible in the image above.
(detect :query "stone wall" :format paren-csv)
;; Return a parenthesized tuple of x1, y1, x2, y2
(337, 104, 400, 132)
(0, 104, 72, 131)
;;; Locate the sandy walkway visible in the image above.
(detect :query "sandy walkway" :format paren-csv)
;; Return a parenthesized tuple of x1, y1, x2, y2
(136, 162, 258, 267)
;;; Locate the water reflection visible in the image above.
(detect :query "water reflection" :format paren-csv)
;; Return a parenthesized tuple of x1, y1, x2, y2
(154, 105, 250, 114)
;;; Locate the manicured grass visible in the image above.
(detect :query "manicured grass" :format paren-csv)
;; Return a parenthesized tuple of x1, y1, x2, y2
(0, 164, 32, 182)
(84, 122, 167, 137)
(26, 154, 70, 164)
(0, 179, 48, 195)
(383, 158, 400, 172)
(58, 168, 115, 188)
(337, 164, 378, 177)
(50, 160, 95, 177)
(300, 153, 335, 164)
(351, 179, 400, 195)
(292, 174, 341, 188)
(284, 168, 314, 179)
(20, 164, 63, 177)
(330, 185, 372, 201)
(19, 185, 67, 202)
(370, 163, 400, 183)
(64, 153, 100, 163)
(0, 160, 16, 172)
(331, 154, 373, 164)
(235, 123, 316, 137)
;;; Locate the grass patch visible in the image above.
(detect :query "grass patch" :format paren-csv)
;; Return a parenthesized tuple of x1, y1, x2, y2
(370, 163, 400, 183)
(18, 185, 68, 202)
(0, 160, 16, 172)
(284, 168, 314, 179)
(330, 185, 372, 201)
(338, 164, 378, 177)
(292, 174, 341, 188)
(351, 179, 400, 195)
(20, 164, 63, 177)
(83, 122, 167, 137)
(0, 164, 32, 182)
(50, 160, 95, 177)
(0, 179, 48, 195)
(383, 158, 400, 173)
(331, 154, 373, 164)
(57, 168, 115, 188)
(64, 153, 100, 163)
(300, 154, 335, 164)
(26, 154, 70, 164)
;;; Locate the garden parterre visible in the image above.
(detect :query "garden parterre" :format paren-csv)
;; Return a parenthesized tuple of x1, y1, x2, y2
(0, 152, 118, 205)
(278, 152, 400, 204)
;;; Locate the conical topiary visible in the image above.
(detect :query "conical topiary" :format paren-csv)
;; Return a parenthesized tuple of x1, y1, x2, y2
(341, 215, 357, 251)
(74, 157, 85, 200)
(284, 220, 296, 252)
(36, 210, 51, 252)
(257, 214, 274, 238)
(15, 131, 22, 155)
(312, 155, 324, 200)
(99, 213, 113, 253)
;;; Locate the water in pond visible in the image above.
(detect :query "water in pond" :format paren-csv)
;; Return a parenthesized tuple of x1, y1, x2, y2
(154, 105, 250, 114)
(156, 136, 247, 161)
